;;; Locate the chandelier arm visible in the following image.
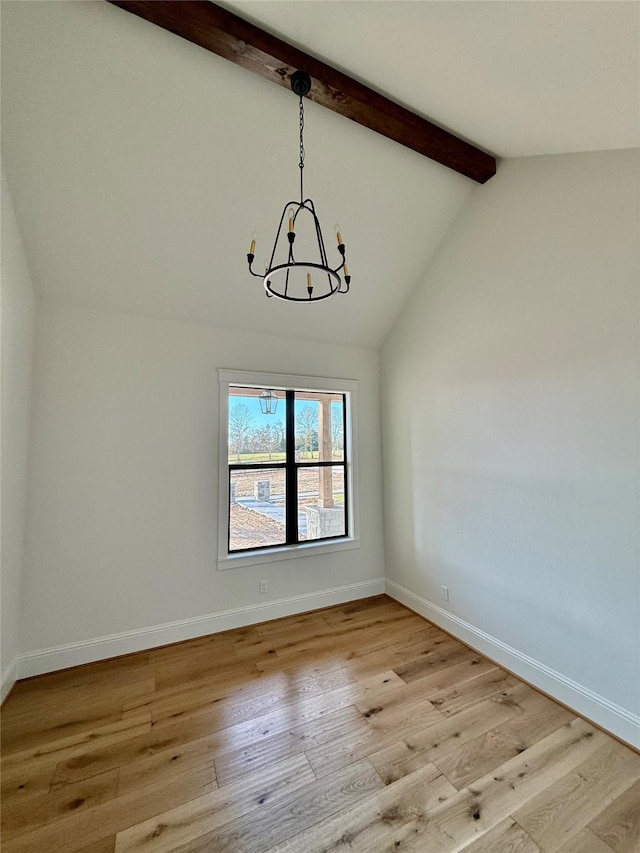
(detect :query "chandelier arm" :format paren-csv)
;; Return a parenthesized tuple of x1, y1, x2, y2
(247, 257, 265, 279)
(315, 223, 330, 269)
(304, 198, 331, 269)
(269, 204, 293, 270)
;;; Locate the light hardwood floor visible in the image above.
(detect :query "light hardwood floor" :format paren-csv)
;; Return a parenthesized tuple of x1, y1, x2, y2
(1, 596, 638, 853)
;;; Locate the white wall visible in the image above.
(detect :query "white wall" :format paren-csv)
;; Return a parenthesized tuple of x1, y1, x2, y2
(1, 167, 36, 699)
(381, 149, 640, 746)
(19, 302, 384, 672)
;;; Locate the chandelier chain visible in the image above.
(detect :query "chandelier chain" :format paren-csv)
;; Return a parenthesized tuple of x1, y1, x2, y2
(298, 94, 305, 202)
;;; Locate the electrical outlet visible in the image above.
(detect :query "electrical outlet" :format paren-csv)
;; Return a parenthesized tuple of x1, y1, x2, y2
(259, 579, 268, 594)
(441, 585, 449, 602)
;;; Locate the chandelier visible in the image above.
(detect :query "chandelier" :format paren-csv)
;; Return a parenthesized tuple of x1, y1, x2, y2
(258, 389, 278, 415)
(247, 71, 351, 302)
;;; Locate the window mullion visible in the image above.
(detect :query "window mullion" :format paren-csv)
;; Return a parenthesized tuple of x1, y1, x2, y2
(285, 389, 298, 544)
(342, 393, 349, 537)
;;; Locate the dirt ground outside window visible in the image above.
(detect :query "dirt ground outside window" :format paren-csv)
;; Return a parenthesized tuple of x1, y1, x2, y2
(229, 469, 345, 550)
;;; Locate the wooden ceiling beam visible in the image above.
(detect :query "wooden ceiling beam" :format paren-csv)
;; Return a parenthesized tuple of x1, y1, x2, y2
(107, 0, 496, 183)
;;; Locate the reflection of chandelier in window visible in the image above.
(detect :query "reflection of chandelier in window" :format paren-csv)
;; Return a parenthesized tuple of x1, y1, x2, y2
(247, 71, 351, 302)
(259, 389, 278, 415)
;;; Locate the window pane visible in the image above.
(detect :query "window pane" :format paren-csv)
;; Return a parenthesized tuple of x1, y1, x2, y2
(295, 393, 344, 463)
(298, 466, 346, 541)
(229, 468, 286, 551)
(228, 387, 285, 465)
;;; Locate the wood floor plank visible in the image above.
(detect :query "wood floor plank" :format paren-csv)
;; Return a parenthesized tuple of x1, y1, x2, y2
(237, 608, 418, 665)
(116, 737, 217, 796)
(321, 597, 406, 626)
(65, 661, 361, 784)
(2, 709, 121, 755)
(2, 763, 217, 853)
(142, 629, 255, 669)
(1, 757, 59, 805)
(393, 639, 479, 682)
(151, 650, 243, 690)
(1, 713, 152, 774)
(167, 759, 385, 853)
(213, 704, 365, 786)
(113, 754, 316, 853)
(1, 768, 119, 840)
(144, 667, 403, 760)
(588, 777, 640, 853)
(555, 827, 616, 853)
(122, 663, 263, 717)
(434, 688, 574, 789)
(320, 594, 388, 618)
(77, 837, 117, 853)
(231, 613, 332, 656)
(254, 617, 437, 674)
(429, 667, 521, 716)
(51, 718, 220, 786)
(147, 634, 239, 664)
(514, 741, 640, 852)
(400, 656, 497, 696)
(242, 607, 417, 657)
(305, 700, 444, 779)
(3, 597, 638, 853)
(132, 672, 392, 781)
(368, 685, 528, 785)
(152, 655, 257, 694)
(354, 682, 446, 739)
(374, 719, 607, 853)
(458, 818, 542, 852)
(170, 671, 383, 769)
(8, 658, 152, 703)
(2, 678, 155, 729)
(266, 763, 457, 853)
(159, 663, 356, 723)
(404, 652, 495, 691)
(56, 688, 330, 786)
(255, 607, 342, 632)
(255, 623, 442, 682)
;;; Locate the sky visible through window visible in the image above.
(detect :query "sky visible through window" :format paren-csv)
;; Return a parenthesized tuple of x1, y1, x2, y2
(229, 393, 342, 429)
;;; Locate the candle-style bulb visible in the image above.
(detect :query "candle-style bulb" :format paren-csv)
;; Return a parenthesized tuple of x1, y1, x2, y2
(249, 231, 258, 255)
(343, 264, 349, 278)
(307, 273, 312, 287)
(335, 223, 343, 246)
(288, 208, 295, 233)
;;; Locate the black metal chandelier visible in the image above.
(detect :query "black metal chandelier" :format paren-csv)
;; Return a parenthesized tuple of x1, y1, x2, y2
(247, 71, 351, 302)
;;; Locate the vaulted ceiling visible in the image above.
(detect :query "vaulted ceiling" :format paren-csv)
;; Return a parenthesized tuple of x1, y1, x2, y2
(2, 1, 638, 347)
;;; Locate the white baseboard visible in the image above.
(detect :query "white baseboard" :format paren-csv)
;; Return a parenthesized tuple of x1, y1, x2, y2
(1, 658, 17, 704)
(386, 579, 640, 750)
(16, 578, 386, 679)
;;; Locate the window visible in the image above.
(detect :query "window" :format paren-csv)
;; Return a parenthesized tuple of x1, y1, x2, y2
(218, 370, 358, 568)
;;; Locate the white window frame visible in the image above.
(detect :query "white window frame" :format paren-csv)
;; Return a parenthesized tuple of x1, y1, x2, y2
(217, 369, 360, 569)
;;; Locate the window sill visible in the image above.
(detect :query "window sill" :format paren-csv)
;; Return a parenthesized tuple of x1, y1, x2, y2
(217, 537, 360, 570)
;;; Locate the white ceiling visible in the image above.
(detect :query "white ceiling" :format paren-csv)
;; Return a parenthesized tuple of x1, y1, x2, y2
(223, 0, 640, 159)
(2, 1, 638, 348)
